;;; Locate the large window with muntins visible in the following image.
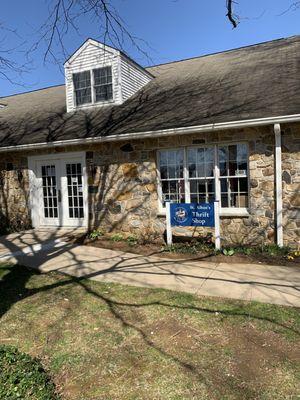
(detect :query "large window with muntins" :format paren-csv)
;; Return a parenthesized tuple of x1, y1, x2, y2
(158, 143, 249, 212)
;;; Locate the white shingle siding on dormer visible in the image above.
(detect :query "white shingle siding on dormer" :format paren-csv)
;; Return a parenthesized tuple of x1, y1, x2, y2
(65, 41, 121, 112)
(65, 39, 152, 112)
(120, 56, 152, 102)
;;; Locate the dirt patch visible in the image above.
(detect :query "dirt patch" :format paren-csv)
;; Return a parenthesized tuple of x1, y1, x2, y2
(1, 263, 299, 400)
(226, 324, 300, 381)
(79, 236, 300, 267)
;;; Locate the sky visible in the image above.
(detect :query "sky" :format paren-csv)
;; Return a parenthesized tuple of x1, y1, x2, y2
(1, 0, 300, 97)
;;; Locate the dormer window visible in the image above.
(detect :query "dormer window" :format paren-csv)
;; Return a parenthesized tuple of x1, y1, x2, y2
(72, 66, 113, 107)
(94, 67, 113, 102)
(65, 39, 153, 112)
(73, 71, 92, 106)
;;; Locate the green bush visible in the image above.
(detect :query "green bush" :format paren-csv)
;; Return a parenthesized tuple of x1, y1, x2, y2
(0, 345, 60, 400)
(110, 233, 124, 242)
(163, 234, 215, 254)
(89, 229, 104, 239)
(126, 235, 138, 246)
(260, 244, 290, 256)
(223, 248, 235, 256)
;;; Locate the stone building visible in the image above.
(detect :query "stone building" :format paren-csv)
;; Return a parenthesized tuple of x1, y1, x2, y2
(0, 37, 299, 246)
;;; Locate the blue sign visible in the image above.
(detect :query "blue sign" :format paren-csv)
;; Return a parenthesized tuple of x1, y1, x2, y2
(170, 203, 215, 227)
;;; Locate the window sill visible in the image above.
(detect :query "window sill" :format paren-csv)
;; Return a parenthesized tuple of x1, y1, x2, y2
(220, 208, 250, 217)
(73, 99, 115, 110)
(157, 208, 250, 218)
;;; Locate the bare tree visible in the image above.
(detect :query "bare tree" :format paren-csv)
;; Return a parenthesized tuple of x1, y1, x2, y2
(0, 0, 300, 85)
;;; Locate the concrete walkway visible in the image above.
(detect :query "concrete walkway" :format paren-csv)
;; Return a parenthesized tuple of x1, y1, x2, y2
(1, 229, 300, 307)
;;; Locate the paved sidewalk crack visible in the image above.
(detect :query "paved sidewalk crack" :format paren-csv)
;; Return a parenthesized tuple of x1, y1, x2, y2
(194, 262, 220, 295)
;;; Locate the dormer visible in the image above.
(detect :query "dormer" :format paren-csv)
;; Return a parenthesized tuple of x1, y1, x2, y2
(64, 39, 153, 112)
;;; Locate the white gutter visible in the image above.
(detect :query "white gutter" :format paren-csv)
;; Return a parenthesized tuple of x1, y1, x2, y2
(274, 123, 283, 247)
(1, 113, 300, 153)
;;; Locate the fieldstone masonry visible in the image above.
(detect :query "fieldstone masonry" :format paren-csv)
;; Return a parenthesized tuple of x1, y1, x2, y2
(0, 123, 299, 246)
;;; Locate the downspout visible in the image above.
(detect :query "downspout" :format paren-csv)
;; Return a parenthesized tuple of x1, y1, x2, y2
(274, 123, 283, 247)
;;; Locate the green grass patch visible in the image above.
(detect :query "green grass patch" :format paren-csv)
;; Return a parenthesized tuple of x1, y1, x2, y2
(0, 345, 60, 400)
(0, 262, 299, 400)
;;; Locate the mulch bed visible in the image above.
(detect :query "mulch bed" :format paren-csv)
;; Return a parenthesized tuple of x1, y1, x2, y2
(75, 236, 300, 267)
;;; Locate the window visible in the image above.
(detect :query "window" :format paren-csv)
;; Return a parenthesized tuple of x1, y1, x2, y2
(219, 144, 248, 208)
(72, 66, 113, 107)
(158, 149, 185, 207)
(158, 143, 249, 211)
(188, 146, 215, 204)
(73, 71, 92, 106)
(93, 67, 113, 102)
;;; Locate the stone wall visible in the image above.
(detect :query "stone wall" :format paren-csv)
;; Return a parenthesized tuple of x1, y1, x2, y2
(0, 123, 299, 246)
(0, 155, 31, 233)
(281, 125, 300, 246)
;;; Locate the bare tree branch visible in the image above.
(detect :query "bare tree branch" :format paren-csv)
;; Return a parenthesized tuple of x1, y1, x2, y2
(28, 0, 152, 68)
(1, 0, 300, 87)
(226, 0, 239, 28)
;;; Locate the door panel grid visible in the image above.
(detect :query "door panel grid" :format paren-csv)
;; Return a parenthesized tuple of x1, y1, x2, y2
(66, 163, 84, 218)
(41, 165, 59, 218)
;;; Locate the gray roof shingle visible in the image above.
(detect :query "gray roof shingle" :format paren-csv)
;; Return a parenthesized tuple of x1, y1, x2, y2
(1, 36, 300, 148)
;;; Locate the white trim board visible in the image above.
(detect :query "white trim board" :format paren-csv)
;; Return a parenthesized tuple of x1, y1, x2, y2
(1, 113, 300, 153)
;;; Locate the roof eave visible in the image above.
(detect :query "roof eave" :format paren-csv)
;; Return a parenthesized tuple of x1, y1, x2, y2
(1, 113, 300, 153)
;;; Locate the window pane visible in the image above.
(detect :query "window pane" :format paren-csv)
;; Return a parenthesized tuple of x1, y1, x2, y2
(159, 149, 184, 180)
(161, 180, 185, 207)
(188, 147, 213, 178)
(220, 177, 248, 208)
(219, 147, 228, 176)
(229, 160, 238, 176)
(160, 166, 168, 180)
(239, 177, 248, 192)
(229, 145, 237, 161)
(188, 148, 196, 177)
(237, 143, 248, 161)
(189, 179, 215, 204)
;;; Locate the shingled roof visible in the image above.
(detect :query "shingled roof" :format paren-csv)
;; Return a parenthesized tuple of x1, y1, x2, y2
(1, 35, 300, 148)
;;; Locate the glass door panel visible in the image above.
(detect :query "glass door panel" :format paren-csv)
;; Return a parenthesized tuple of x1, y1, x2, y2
(66, 163, 84, 219)
(37, 161, 60, 226)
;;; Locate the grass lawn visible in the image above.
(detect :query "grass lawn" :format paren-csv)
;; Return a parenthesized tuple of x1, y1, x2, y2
(0, 262, 299, 400)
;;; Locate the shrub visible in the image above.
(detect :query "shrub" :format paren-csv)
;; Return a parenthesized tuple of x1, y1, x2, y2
(223, 248, 235, 256)
(260, 244, 290, 257)
(0, 345, 60, 400)
(126, 235, 138, 246)
(89, 229, 104, 240)
(110, 233, 124, 242)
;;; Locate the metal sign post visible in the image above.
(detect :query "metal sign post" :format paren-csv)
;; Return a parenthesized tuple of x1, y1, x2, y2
(213, 200, 221, 251)
(166, 202, 173, 246)
(165, 201, 221, 250)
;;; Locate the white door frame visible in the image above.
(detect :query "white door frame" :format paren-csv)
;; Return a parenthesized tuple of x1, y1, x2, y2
(28, 152, 88, 228)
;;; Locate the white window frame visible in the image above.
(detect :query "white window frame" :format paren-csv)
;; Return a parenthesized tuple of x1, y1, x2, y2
(72, 66, 114, 109)
(73, 70, 92, 107)
(93, 66, 113, 103)
(157, 143, 250, 217)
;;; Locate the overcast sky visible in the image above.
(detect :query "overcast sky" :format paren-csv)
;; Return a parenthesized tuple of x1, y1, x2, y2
(1, 0, 299, 97)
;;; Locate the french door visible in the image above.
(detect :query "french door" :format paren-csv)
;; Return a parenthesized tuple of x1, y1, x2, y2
(30, 153, 87, 228)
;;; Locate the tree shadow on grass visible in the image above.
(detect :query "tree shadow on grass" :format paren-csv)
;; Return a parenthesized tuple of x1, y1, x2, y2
(0, 261, 299, 398)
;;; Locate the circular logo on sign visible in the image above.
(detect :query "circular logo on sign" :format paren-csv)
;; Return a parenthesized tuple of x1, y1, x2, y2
(174, 207, 188, 223)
